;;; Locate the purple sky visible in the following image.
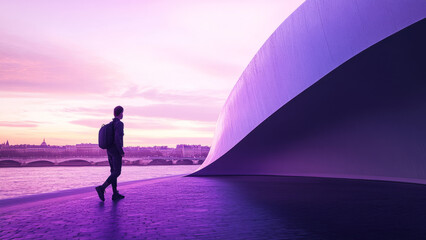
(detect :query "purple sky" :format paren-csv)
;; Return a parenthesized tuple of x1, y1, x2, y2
(0, 0, 303, 146)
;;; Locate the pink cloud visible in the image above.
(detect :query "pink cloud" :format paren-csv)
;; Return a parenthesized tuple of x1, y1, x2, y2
(0, 121, 39, 128)
(159, 48, 243, 79)
(65, 103, 220, 122)
(63, 107, 110, 116)
(126, 105, 220, 122)
(0, 34, 122, 94)
(121, 87, 226, 105)
(70, 119, 176, 130)
(69, 119, 108, 129)
(70, 118, 215, 132)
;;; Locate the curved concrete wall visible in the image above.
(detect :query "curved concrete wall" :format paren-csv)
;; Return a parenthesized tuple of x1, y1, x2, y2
(193, 0, 426, 183)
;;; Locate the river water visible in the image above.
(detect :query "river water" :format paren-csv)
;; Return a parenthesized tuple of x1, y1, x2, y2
(0, 165, 200, 200)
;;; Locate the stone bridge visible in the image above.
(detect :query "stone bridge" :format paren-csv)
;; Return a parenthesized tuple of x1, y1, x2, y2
(0, 157, 204, 167)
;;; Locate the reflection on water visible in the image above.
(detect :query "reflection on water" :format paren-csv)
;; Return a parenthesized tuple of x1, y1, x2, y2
(0, 165, 199, 199)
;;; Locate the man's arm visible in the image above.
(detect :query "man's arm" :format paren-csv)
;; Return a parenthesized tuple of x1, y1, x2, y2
(114, 121, 125, 156)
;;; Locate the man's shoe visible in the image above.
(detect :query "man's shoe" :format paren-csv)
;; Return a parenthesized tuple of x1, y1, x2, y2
(112, 192, 125, 201)
(95, 186, 105, 201)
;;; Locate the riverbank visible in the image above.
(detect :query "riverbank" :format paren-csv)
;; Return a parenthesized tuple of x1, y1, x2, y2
(1, 175, 426, 239)
(0, 165, 199, 199)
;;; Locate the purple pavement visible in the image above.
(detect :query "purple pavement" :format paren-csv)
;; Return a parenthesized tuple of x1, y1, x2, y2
(1, 176, 426, 239)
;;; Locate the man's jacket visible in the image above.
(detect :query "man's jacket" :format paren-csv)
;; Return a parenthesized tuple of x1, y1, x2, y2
(109, 117, 124, 156)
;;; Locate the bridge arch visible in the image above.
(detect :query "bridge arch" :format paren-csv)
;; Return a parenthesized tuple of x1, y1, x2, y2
(94, 161, 109, 166)
(26, 160, 55, 167)
(176, 159, 193, 165)
(58, 159, 91, 166)
(0, 160, 21, 167)
(148, 159, 173, 165)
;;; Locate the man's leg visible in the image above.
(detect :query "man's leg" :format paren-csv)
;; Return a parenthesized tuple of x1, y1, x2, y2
(110, 154, 122, 194)
(96, 151, 114, 201)
(101, 151, 115, 189)
(111, 154, 124, 200)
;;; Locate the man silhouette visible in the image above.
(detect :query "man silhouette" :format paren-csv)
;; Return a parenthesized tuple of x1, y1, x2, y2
(96, 106, 125, 201)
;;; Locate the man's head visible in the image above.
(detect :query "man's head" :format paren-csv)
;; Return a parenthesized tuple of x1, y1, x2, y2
(114, 106, 124, 119)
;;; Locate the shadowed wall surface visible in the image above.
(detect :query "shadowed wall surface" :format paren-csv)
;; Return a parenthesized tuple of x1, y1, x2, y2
(193, 0, 426, 183)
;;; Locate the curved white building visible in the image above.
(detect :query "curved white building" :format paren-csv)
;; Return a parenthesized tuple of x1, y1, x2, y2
(192, 0, 426, 184)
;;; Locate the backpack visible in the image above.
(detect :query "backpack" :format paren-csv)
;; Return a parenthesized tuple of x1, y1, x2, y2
(98, 121, 114, 149)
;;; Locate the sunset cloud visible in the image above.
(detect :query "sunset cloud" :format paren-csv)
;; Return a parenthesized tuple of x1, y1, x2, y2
(121, 87, 226, 105)
(64, 103, 220, 122)
(69, 118, 178, 130)
(0, 34, 123, 95)
(158, 48, 243, 79)
(70, 118, 215, 132)
(125, 104, 220, 122)
(0, 121, 39, 128)
(0, 0, 304, 146)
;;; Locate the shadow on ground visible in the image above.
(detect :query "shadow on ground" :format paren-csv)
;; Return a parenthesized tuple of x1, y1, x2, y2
(208, 176, 426, 239)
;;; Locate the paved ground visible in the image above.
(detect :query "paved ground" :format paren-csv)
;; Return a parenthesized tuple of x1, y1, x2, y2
(1, 175, 426, 239)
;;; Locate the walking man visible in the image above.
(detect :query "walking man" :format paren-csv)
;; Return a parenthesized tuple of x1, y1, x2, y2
(96, 106, 125, 201)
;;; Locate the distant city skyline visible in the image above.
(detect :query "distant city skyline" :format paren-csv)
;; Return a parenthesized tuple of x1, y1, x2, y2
(0, 138, 210, 148)
(0, 138, 210, 160)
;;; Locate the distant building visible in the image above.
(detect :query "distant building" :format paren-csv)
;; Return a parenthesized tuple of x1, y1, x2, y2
(76, 143, 98, 150)
(40, 138, 48, 148)
(0, 140, 9, 149)
(65, 145, 77, 151)
(176, 144, 210, 158)
(76, 143, 103, 155)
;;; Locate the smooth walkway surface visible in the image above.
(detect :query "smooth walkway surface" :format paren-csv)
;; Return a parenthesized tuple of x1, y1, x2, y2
(1, 175, 426, 239)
